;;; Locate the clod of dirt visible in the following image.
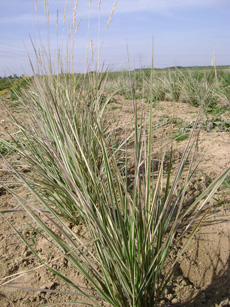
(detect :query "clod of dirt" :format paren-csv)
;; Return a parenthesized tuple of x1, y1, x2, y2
(0, 186, 7, 196)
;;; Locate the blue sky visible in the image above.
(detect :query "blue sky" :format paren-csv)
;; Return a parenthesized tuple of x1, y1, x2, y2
(0, 0, 230, 76)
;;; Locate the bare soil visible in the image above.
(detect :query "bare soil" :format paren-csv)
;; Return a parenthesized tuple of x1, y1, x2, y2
(1, 95, 230, 306)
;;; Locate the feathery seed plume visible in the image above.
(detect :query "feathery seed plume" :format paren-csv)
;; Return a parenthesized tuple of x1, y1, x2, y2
(33, 0, 37, 12)
(106, 0, 118, 30)
(90, 40, 94, 58)
(47, 4, 49, 26)
(43, 0, 49, 26)
(73, 0, 79, 26)
(74, 19, 81, 41)
(63, 0, 67, 27)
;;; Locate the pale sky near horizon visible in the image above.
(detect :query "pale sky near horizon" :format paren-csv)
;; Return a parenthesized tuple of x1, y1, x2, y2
(0, 0, 230, 76)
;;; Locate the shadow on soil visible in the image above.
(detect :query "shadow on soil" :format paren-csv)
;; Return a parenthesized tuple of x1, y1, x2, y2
(175, 214, 230, 307)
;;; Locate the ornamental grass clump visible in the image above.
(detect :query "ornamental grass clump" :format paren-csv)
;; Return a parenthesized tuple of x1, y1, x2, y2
(2, 72, 229, 306)
(179, 70, 229, 108)
(1, 1, 230, 306)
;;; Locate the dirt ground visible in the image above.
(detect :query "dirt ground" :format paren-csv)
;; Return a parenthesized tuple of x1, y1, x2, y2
(0, 94, 230, 306)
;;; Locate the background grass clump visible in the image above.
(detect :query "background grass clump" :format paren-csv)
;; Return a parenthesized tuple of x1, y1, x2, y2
(106, 67, 230, 110)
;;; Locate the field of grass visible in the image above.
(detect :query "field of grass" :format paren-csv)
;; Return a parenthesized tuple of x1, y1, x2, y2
(0, 1, 230, 306)
(106, 67, 230, 111)
(0, 76, 30, 100)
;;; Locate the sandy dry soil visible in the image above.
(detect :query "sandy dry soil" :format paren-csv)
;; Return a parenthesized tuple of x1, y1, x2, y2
(0, 94, 230, 306)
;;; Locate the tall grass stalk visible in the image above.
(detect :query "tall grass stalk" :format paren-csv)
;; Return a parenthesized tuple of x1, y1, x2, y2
(1, 1, 230, 306)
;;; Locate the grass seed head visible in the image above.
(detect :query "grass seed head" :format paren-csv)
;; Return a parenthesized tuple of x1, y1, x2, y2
(106, 0, 119, 30)
(44, 0, 49, 26)
(73, 0, 79, 25)
(33, 0, 37, 12)
(90, 39, 93, 58)
(63, 0, 67, 27)
(74, 19, 81, 41)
